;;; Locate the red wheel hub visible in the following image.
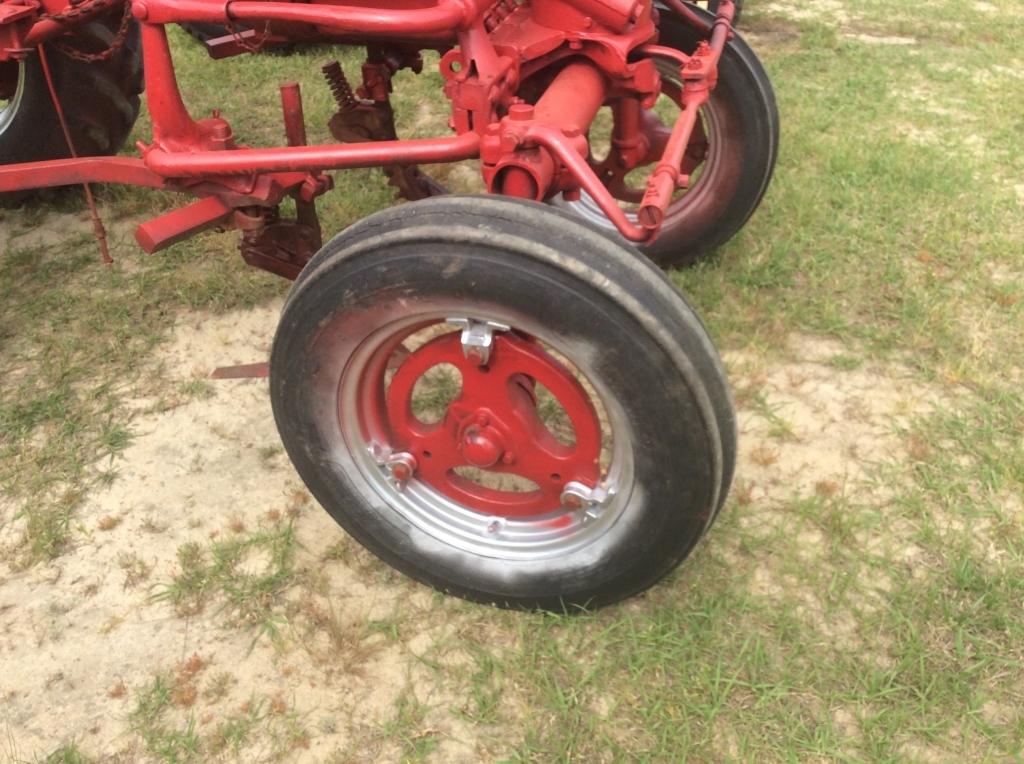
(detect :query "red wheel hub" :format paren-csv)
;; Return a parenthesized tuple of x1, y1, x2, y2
(382, 329, 602, 518)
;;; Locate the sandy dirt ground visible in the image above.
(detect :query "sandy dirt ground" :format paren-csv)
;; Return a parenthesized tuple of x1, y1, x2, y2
(0, 296, 480, 761)
(0, 283, 940, 760)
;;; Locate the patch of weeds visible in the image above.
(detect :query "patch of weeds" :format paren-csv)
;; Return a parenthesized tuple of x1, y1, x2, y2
(293, 593, 374, 663)
(152, 522, 296, 643)
(207, 700, 263, 755)
(177, 380, 214, 401)
(378, 691, 439, 761)
(12, 491, 81, 562)
(39, 742, 92, 764)
(257, 444, 282, 462)
(130, 675, 201, 762)
(117, 552, 151, 589)
(453, 644, 502, 725)
(748, 391, 798, 441)
(828, 353, 863, 371)
(202, 672, 236, 703)
(264, 695, 312, 757)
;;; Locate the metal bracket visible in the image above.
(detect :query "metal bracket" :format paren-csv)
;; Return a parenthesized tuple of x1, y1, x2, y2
(447, 317, 510, 366)
(560, 480, 616, 522)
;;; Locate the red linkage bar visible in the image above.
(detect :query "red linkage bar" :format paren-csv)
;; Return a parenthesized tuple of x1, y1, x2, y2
(125, 0, 481, 36)
(635, 0, 735, 230)
(528, 124, 650, 242)
(143, 132, 481, 177)
(0, 157, 167, 193)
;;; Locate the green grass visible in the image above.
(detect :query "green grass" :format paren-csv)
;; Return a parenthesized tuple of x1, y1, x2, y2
(152, 519, 297, 639)
(3, 0, 1023, 760)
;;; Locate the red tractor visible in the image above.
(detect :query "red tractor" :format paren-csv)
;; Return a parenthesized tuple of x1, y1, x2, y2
(0, 0, 776, 609)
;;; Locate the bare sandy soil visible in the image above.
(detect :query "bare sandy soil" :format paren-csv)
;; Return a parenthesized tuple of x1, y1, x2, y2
(0, 291, 939, 760)
(0, 300, 478, 761)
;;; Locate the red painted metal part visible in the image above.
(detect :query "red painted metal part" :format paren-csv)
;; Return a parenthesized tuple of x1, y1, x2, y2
(0, 157, 167, 193)
(143, 132, 482, 176)
(135, 196, 233, 252)
(0, 0, 737, 262)
(382, 331, 602, 518)
(211, 362, 269, 379)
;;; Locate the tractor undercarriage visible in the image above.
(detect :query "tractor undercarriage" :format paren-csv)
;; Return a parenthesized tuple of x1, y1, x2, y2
(0, 0, 736, 276)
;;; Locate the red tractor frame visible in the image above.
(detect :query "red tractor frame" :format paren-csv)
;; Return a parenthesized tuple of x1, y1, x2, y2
(0, 0, 777, 609)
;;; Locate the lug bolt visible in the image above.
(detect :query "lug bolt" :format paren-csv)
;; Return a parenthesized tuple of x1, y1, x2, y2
(563, 494, 584, 510)
(383, 452, 417, 491)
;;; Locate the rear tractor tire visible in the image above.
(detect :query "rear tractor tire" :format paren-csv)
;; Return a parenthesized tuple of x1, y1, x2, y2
(270, 196, 736, 610)
(0, 12, 143, 202)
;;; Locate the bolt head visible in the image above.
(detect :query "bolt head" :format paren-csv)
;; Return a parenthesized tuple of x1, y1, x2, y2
(563, 494, 584, 510)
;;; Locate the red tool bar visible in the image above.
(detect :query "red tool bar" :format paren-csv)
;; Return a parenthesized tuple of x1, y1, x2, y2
(144, 132, 481, 177)
(0, 157, 167, 193)
(121, 0, 481, 35)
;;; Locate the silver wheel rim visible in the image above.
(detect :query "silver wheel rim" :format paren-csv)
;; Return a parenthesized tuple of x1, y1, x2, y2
(0, 62, 25, 137)
(560, 60, 726, 234)
(334, 308, 637, 562)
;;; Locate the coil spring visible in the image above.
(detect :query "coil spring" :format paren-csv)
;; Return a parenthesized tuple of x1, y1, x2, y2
(321, 60, 357, 111)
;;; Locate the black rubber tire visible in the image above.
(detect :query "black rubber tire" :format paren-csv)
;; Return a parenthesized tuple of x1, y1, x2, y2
(0, 12, 142, 198)
(271, 196, 736, 610)
(557, 4, 777, 269)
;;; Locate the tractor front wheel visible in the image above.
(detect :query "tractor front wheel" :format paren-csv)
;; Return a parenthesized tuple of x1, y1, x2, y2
(270, 196, 736, 610)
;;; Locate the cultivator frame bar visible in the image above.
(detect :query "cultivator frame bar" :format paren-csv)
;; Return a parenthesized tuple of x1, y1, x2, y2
(0, 0, 736, 274)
